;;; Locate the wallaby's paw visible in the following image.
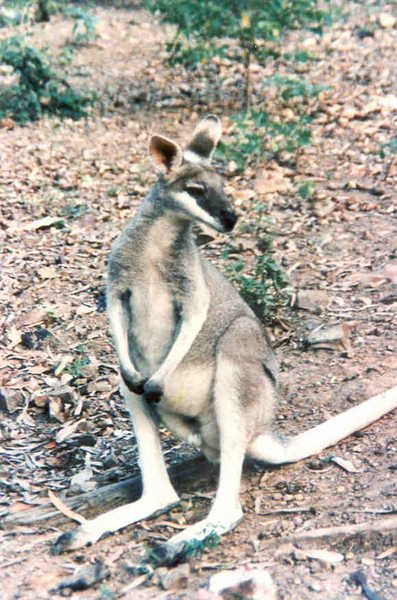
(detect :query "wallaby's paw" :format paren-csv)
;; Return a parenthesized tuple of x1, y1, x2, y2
(120, 367, 147, 395)
(143, 379, 163, 404)
(51, 523, 103, 555)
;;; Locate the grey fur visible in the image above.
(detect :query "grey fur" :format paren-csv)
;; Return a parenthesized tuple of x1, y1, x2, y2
(52, 116, 397, 558)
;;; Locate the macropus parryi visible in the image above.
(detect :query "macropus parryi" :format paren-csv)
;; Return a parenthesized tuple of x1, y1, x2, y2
(53, 116, 397, 561)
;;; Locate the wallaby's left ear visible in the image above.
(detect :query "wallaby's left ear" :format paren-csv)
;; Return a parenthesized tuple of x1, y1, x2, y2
(149, 135, 184, 172)
(185, 115, 222, 163)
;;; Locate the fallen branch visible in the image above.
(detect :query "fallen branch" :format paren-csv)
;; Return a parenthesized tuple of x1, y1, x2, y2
(3, 456, 213, 528)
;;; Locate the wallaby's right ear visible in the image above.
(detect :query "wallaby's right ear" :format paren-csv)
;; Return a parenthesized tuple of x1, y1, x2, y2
(149, 135, 184, 172)
(184, 115, 222, 163)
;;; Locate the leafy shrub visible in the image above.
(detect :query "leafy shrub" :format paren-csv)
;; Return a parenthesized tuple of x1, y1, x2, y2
(219, 109, 313, 170)
(222, 247, 288, 322)
(218, 76, 327, 169)
(146, 0, 329, 50)
(218, 206, 288, 321)
(0, 36, 93, 123)
(145, 0, 330, 105)
(64, 6, 98, 45)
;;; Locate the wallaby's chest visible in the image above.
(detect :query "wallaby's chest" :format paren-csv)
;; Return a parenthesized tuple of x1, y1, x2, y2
(127, 265, 176, 370)
(126, 239, 190, 373)
(110, 216, 196, 373)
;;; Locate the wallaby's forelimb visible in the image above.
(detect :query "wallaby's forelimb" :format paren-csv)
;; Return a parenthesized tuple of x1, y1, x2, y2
(107, 291, 146, 394)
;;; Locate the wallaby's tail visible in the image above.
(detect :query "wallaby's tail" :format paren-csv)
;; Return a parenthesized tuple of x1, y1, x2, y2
(248, 386, 397, 465)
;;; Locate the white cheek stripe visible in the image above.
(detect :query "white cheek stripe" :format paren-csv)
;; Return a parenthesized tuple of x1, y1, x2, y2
(174, 191, 218, 229)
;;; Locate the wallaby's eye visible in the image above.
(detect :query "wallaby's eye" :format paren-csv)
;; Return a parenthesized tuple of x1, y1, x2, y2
(186, 183, 206, 199)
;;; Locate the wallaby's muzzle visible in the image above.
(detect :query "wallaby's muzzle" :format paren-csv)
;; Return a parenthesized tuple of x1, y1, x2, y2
(220, 207, 238, 232)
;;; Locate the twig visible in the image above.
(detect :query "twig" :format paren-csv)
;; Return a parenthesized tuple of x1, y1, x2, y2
(70, 284, 92, 295)
(349, 509, 397, 516)
(48, 490, 87, 524)
(254, 507, 315, 516)
(117, 573, 153, 597)
(0, 557, 28, 569)
(263, 516, 397, 547)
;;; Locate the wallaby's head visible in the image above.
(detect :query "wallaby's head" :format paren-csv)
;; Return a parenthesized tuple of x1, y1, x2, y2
(149, 116, 237, 233)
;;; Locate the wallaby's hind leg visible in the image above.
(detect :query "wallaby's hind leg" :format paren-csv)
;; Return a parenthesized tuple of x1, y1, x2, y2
(52, 385, 180, 553)
(152, 317, 273, 563)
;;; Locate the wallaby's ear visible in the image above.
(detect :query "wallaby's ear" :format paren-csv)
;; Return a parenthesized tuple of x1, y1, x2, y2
(149, 135, 184, 172)
(185, 115, 222, 163)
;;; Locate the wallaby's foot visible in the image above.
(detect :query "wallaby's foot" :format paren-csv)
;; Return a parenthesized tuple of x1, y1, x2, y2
(146, 509, 243, 567)
(52, 521, 107, 554)
(51, 493, 180, 554)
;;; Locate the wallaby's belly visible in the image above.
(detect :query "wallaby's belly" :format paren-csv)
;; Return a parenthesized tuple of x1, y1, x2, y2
(161, 362, 214, 417)
(158, 363, 220, 460)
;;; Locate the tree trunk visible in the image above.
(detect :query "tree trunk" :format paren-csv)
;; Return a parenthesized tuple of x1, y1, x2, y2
(36, 0, 50, 23)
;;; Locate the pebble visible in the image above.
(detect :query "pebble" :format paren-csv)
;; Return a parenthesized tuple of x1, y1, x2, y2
(379, 13, 396, 29)
(309, 581, 323, 592)
(209, 568, 277, 600)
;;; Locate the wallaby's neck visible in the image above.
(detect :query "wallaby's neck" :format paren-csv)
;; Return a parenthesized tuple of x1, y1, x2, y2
(134, 186, 196, 260)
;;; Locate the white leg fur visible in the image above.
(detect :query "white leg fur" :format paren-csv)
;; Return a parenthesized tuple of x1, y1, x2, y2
(157, 356, 246, 560)
(248, 386, 397, 465)
(52, 387, 179, 553)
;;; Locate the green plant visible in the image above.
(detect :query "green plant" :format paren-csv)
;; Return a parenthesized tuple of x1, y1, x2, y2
(269, 75, 326, 105)
(145, 0, 330, 108)
(218, 74, 327, 169)
(296, 179, 315, 200)
(380, 136, 397, 180)
(226, 252, 288, 321)
(59, 202, 89, 219)
(380, 136, 397, 159)
(219, 108, 313, 170)
(0, 36, 93, 123)
(65, 345, 90, 380)
(65, 6, 98, 45)
(221, 227, 288, 323)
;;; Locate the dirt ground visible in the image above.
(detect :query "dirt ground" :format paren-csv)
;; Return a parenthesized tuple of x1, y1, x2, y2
(0, 2, 396, 599)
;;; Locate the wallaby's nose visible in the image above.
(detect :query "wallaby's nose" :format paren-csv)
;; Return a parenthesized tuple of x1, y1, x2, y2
(221, 208, 238, 232)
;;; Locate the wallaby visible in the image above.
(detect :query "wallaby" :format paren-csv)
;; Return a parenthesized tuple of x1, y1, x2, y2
(53, 116, 397, 561)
